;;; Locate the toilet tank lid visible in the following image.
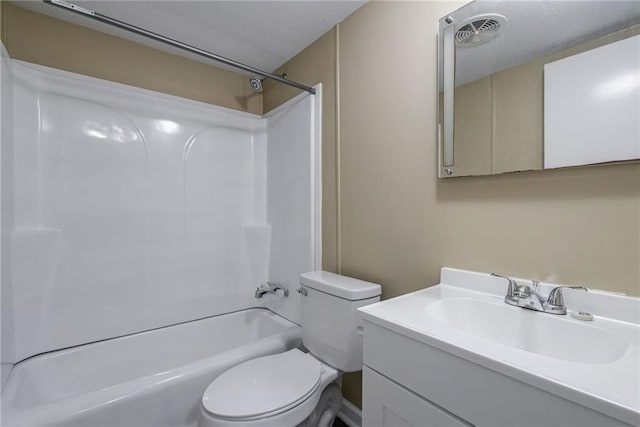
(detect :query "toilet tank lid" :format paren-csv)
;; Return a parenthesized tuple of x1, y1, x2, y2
(300, 271, 381, 300)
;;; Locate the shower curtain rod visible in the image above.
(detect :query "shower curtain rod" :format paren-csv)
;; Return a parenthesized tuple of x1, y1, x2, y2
(43, 0, 316, 95)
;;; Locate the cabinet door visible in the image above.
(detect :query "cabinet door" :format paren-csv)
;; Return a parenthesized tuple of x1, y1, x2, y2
(544, 34, 640, 168)
(363, 367, 471, 427)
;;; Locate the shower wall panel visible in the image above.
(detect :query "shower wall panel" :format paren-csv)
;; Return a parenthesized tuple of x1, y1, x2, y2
(7, 61, 268, 361)
(1, 43, 16, 387)
(265, 90, 322, 324)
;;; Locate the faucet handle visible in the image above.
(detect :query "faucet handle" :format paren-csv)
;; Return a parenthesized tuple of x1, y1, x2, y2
(491, 272, 517, 295)
(547, 285, 588, 306)
(492, 273, 520, 306)
(544, 285, 588, 314)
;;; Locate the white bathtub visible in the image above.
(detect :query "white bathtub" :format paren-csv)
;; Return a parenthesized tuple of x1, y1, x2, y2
(1, 309, 301, 427)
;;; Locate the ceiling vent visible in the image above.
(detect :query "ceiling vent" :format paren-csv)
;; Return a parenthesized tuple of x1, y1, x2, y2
(456, 14, 507, 46)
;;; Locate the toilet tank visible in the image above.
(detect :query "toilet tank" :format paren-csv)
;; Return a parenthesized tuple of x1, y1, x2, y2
(299, 271, 381, 372)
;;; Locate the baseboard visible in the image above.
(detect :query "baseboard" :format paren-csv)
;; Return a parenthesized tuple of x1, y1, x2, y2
(337, 398, 362, 427)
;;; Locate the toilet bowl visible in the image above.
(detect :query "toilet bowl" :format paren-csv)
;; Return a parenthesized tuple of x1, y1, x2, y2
(197, 271, 382, 427)
(197, 349, 341, 427)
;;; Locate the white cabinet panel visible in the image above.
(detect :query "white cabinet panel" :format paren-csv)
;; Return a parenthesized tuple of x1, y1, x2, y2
(363, 367, 470, 427)
(544, 35, 640, 168)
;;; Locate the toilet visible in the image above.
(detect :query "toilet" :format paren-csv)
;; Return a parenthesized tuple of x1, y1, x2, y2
(197, 271, 382, 427)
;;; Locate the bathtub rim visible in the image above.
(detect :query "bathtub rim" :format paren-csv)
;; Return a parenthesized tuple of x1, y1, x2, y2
(1, 307, 302, 420)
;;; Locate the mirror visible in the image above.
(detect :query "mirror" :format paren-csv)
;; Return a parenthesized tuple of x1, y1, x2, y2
(438, 1, 640, 178)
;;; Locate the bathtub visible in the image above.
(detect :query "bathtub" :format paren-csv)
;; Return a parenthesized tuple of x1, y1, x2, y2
(1, 308, 301, 427)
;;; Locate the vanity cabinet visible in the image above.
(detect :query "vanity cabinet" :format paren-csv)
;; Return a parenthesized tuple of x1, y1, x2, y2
(363, 366, 469, 427)
(361, 321, 632, 427)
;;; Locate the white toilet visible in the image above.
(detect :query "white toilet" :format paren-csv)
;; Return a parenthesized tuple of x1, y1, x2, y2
(197, 271, 382, 427)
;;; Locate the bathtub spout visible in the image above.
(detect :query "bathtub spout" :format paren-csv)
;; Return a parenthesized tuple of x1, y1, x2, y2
(255, 282, 289, 299)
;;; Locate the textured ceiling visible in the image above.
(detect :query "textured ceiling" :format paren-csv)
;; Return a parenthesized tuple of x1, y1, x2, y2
(442, 0, 640, 86)
(13, 0, 366, 75)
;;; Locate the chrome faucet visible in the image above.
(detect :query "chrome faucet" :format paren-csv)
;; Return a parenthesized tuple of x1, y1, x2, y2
(491, 273, 587, 315)
(254, 282, 289, 299)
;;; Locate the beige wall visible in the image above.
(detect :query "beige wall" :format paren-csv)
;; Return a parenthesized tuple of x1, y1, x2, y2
(1, 3, 261, 114)
(449, 76, 493, 176)
(449, 58, 545, 176)
(492, 58, 545, 174)
(266, 0, 640, 409)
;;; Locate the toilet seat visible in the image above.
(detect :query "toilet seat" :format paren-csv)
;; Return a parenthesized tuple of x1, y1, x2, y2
(202, 349, 323, 421)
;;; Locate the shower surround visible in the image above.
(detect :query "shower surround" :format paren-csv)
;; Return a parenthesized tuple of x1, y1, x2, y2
(0, 57, 321, 384)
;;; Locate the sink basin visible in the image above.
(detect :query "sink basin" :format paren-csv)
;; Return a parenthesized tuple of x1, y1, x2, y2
(425, 297, 629, 364)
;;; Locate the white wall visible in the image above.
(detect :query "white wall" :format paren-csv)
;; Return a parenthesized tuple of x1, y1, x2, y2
(2, 60, 319, 365)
